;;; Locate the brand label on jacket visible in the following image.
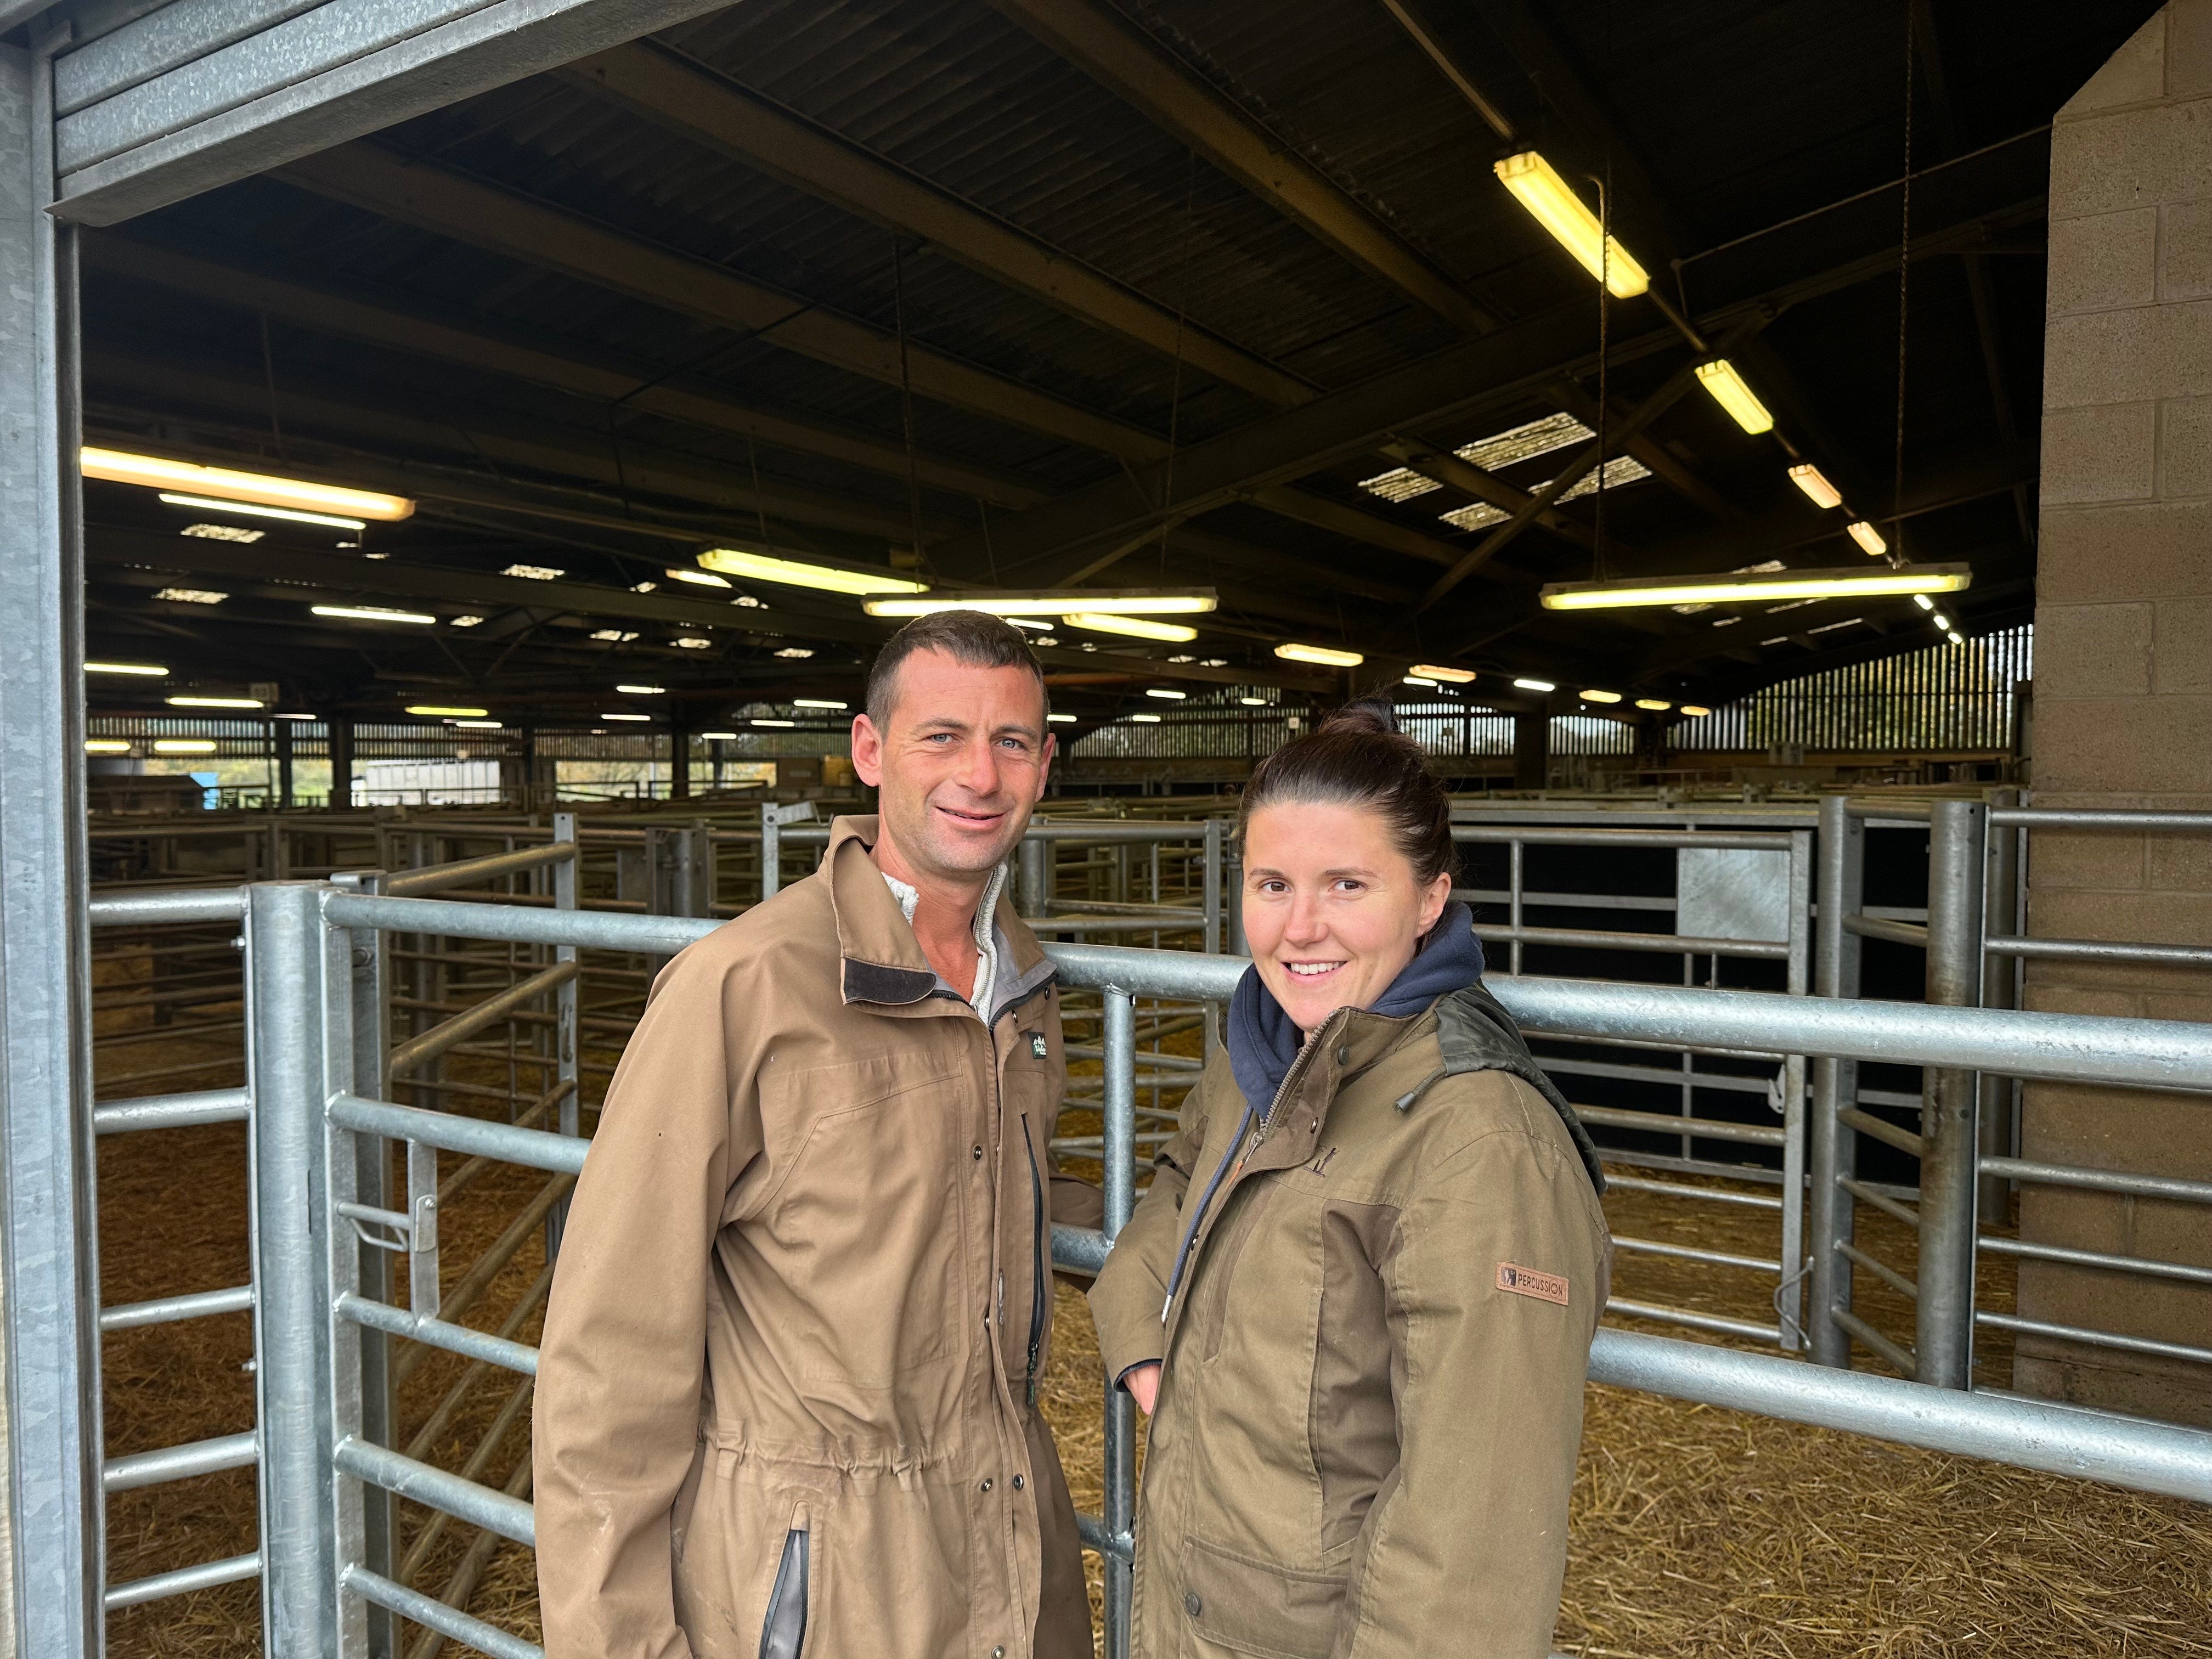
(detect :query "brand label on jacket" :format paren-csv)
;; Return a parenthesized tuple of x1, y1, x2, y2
(1029, 1031, 1049, 1058)
(1496, 1262, 1570, 1305)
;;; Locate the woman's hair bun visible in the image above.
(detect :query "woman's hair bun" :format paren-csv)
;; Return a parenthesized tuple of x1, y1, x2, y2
(1319, 696, 1402, 739)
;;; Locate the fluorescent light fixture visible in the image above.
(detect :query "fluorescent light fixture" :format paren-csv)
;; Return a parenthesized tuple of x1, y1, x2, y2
(1010, 617, 1055, 631)
(774, 647, 815, 659)
(153, 587, 227, 605)
(862, 589, 1216, 619)
(672, 637, 714, 650)
(1693, 361, 1774, 434)
(1678, 705, 1712, 718)
(1048, 713, 1077, 724)
(1063, 613, 1198, 642)
(84, 448, 414, 520)
(1410, 663, 1478, 684)
(449, 616, 485, 629)
(1403, 675, 1438, 687)
(631, 581, 658, 593)
(1579, 689, 1623, 704)
(84, 738, 132, 754)
(1930, 612, 1952, 630)
(1033, 636, 1060, 646)
(591, 629, 641, 642)
(699, 731, 739, 740)
(312, 604, 437, 624)
(1788, 464, 1844, 510)
(1493, 152, 1649, 297)
(167, 695, 263, 709)
(180, 522, 263, 543)
(601, 713, 651, 723)
(1634, 698, 1673, 711)
(733, 595, 766, 609)
(501, 563, 565, 581)
(616, 684, 665, 695)
(1167, 654, 1197, 663)
(667, 567, 731, 588)
(1144, 688, 1187, 701)
(1513, 677, 1556, 693)
(158, 492, 364, 531)
(1240, 696, 1268, 706)
(1847, 520, 1888, 556)
(1914, 594, 1935, 611)
(273, 713, 317, 721)
(793, 698, 848, 710)
(153, 738, 218, 754)
(407, 704, 488, 718)
(1274, 642, 1363, 667)
(1129, 713, 1163, 724)
(454, 720, 504, 730)
(1541, 563, 1971, 611)
(699, 547, 927, 596)
(751, 718, 795, 728)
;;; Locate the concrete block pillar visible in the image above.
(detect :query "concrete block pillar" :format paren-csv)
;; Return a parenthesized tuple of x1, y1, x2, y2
(2018, 0, 2212, 1424)
(1512, 713, 1549, 790)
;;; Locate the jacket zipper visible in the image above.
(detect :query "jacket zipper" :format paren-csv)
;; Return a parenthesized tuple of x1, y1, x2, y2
(1021, 1112, 1046, 1406)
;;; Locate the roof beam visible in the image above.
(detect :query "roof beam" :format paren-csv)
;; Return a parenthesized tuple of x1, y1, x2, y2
(1242, 486, 1472, 569)
(84, 236, 1052, 509)
(565, 41, 1316, 410)
(985, 0, 1494, 334)
(275, 144, 1173, 464)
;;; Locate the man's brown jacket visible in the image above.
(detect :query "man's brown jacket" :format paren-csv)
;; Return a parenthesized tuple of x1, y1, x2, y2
(534, 817, 1097, 1659)
(1088, 990, 1611, 1659)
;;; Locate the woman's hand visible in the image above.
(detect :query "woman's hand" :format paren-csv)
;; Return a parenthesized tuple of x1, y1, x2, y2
(1124, 1362, 1161, 1415)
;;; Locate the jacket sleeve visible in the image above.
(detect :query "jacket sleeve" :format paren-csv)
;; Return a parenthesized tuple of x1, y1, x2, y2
(1084, 1074, 1211, 1386)
(1335, 1093, 1609, 1659)
(532, 944, 765, 1659)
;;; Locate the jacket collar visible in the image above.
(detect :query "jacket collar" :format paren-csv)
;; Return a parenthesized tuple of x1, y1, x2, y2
(826, 815, 1052, 1013)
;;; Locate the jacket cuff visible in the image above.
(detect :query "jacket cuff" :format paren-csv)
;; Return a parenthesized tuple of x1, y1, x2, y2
(1088, 1290, 1167, 1386)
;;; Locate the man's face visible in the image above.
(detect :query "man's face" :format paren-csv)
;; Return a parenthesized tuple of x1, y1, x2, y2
(850, 650, 1054, 883)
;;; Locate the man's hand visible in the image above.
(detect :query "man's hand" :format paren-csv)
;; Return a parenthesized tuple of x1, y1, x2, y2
(1125, 1362, 1161, 1415)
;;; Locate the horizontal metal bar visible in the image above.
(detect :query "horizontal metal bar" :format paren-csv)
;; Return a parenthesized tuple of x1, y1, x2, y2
(1845, 914, 1928, 947)
(1977, 1312, 2212, 1368)
(1979, 1156, 2212, 1205)
(1830, 1307, 1918, 1379)
(388, 961, 577, 1077)
(1063, 1045, 1204, 1071)
(1839, 1107, 1926, 1158)
(1977, 1234, 2212, 1286)
(1985, 934, 2212, 968)
(1610, 1237, 1781, 1274)
(1462, 887, 1678, 914)
(1996, 808, 2212, 832)
(1073, 1510, 1135, 1562)
(1576, 1104, 1785, 1148)
(336, 1293, 540, 1375)
(92, 1086, 250, 1135)
(1602, 1300, 1782, 1342)
(1838, 1176, 1922, 1231)
(1846, 798, 1934, 821)
(332, 1437, 537, 1547)
(1026, 916, 1206, 935)
(1539, 1053, 1774, 1094)
(327, 890, 714, 956)
(104, 1551, 261, 1612)
(1602, 1149, 1787, 1183)
(1042, 899, 1207, 920)
(103, 1430, 258, 1493)
(100, 1283, 253, 1331)
(1452, 826, 1795, 849)
(1601, 1174, 1784, 1211)
(1837, 1239, 1918, 1302)
(384, 841, 575, 898)
(1475, 922, 1790, 960)
(329, 1093, 588, 1177)
(1052, 1223, 1108, 1276)
(342, 1566, 543, 1659)
(89, 887, 247, 927)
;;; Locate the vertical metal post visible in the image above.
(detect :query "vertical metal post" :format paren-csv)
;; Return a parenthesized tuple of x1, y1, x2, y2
(1200, 821, 1222, 957)
(549, 812, 580, 1260)
(760, 802, 782, 901)
(1, 35, 100, 1656)
(246, 883, 345, 1654)
(340, 872, 397, 1657)
(1918, 799, 1987, 1390)
(1508, 838, 1525, 975)
(1808, 796, 1864, 1369)
(1222, 837, 1246, 958)
(275, 715, 295, 810)
(1978, 789, 2021, 1223)
(1776, 830, 1814, 1350)
(1101, 989, 1136, 1659)
(1017, 834, 1048, 919)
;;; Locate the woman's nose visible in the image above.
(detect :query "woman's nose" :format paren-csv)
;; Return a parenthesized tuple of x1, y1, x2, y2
(1283, 891, 1328, 943)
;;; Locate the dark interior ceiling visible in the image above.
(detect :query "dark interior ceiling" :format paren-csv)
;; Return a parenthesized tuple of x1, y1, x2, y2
(80, 0, 2157, 735)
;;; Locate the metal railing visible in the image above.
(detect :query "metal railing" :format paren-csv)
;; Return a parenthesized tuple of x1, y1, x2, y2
(111, 879, 2204, 1659)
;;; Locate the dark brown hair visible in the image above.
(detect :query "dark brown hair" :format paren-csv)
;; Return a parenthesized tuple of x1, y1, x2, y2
(865, 609, 1049, 730)
(1237, 697, 1457, 885)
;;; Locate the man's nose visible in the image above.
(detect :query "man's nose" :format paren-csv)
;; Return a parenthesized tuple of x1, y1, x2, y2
(955, 738, 1001, 797)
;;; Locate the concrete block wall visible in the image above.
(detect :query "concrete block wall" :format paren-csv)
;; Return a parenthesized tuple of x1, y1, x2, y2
(2020, 0, 2212, 1424)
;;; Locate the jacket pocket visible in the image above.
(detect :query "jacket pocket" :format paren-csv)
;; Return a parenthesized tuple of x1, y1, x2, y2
(757, 1526, 809, 1659)
(1178, 1535, 1345, 1659)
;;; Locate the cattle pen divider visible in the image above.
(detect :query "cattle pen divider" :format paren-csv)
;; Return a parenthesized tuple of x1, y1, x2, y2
(78, 880, 2212, 1659)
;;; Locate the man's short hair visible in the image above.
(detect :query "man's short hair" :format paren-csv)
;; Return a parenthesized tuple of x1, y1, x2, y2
(864, 609, 1051, 731)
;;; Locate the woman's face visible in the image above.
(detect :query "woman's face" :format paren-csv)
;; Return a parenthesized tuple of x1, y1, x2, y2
(1242, 800, 1453, 1033)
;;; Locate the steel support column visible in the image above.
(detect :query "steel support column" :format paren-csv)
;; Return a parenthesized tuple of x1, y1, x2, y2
(1808, 797, 1864, 1369)
(1918, 800, 1988, 1389)
(0, 32, 99, 1657)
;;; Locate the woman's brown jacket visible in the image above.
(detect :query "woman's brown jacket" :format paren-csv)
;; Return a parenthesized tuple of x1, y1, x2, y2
(1088, 986, 1610, 1659)
(534, 817, 1098, 1659)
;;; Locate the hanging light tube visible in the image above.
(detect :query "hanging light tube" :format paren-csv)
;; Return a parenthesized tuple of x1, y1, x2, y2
(1579, 689, 1623, 704)
(84, 448, 414, 520)
(407, 704, 489, 718)
(1847, 520, 1888, 556)
(157, 493, 366, 530)
(699, 547, 928, 596)
(1274, 642, 1364, 667)
(1062, 613, 1198, 642)
(1787, 464, 1844, 510)
(311, 604, 437, 624)
(85, 660, 169, 676)
(863, 589, 1216, 619)
(1409, 663, 1477, 684)
(1541, 563, 1970, 612)
(167, 695, 264, 709)
(1513, 677, 1556, 693)
(1693, 361, 1775, 434)
(1493, 152, 1649, 298)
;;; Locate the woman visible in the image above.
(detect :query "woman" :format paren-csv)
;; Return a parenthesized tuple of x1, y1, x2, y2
(1088, 699, 1610, 1658)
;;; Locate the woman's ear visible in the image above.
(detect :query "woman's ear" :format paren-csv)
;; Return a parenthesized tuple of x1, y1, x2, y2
(1417, 870, 1453, 935)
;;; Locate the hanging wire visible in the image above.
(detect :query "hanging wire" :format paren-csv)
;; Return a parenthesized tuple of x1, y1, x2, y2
(890, 238, 928, 578)
(746, 436, 772, 547)
(1158, 148, 1199, 568)
(1593, 167, 1611, 583)
(1892, 1, 1916, 568)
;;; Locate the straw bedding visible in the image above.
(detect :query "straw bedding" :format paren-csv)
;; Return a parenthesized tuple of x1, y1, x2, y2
(95, 1028, 2210, 1658)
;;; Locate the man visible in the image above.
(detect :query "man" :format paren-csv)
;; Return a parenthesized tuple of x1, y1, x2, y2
(535, 610, 1098, 1659)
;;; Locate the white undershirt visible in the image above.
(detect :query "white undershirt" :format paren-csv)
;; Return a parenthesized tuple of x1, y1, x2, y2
(881, 863, 1006, 1012)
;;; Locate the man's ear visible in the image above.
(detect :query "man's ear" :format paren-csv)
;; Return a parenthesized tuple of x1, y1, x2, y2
(851, 713, 885, 787)
(1034, 730, 1056, 799)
